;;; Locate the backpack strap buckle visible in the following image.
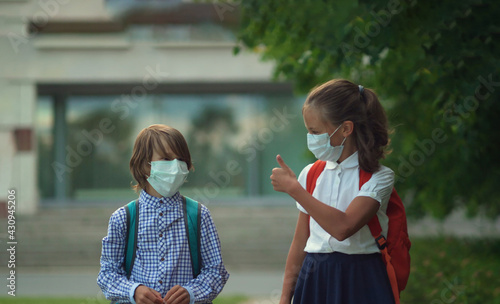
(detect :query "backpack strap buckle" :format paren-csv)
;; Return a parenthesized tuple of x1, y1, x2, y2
(375, 235, 387, 250)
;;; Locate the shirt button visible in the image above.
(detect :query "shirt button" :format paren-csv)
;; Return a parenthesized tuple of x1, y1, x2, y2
(158, 280, 163, 284)
(160, 257, 165, 261)
(159, 212, 163, 216)
(159, 233, 163, 237)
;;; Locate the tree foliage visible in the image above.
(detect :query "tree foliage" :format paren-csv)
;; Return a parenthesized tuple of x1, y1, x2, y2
(236, 0, 500, 218)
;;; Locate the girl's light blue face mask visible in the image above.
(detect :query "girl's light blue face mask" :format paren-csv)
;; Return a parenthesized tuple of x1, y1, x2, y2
(307, 123, 346, 162)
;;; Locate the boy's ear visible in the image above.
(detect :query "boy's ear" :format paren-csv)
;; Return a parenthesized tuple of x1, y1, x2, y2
(143, 162, 151, 178)
(343, 121, 354, 137)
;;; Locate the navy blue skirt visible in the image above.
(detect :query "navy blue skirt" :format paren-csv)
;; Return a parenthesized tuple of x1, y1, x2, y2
(293, 252, 395, 304)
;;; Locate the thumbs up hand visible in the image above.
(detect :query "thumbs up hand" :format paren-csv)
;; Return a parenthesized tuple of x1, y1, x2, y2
(271, 155, 297, 194)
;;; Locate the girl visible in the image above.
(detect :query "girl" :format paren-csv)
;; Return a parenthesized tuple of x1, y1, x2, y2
(98, 124, 229, 304)
(271, 79, 395, 304)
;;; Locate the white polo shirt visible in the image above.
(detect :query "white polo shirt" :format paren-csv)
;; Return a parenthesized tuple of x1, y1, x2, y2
(296, 152, 394, 254)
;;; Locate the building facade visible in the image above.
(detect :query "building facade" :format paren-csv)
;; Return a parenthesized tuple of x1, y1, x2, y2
(0, 0, 308, 215)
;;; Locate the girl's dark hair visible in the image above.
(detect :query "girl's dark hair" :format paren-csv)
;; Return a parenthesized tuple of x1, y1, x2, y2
(129, 124, 192, 193)
(304, 79, 391, 173)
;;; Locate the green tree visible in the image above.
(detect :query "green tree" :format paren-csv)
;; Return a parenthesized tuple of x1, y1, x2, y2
(68, 109, 135, 198)
(186, 105, 245, 191)
(236, 0, 500, 218)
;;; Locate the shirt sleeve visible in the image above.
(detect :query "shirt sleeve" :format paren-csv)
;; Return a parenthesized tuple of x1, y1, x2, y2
(184, 286, 195, 304)
(357, 166, 395, 206)
(182, 205, 229, 303)
(296, 163, 314, 214)
(97, 208, 138, 303)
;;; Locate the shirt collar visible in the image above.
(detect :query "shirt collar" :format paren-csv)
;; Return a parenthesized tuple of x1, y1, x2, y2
(139, 190, 183, 210)
(325, 151, 359, 170)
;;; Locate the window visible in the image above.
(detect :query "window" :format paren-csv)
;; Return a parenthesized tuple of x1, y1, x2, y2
(37, 92, 309, 204)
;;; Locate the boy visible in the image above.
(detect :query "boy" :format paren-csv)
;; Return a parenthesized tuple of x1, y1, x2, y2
(98, 124, 229, 304)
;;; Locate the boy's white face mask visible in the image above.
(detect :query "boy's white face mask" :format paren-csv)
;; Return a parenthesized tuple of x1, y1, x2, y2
(147, 159, 189, 197)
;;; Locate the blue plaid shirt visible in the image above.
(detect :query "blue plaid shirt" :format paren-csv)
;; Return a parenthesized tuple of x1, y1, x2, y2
(98, 191, 229, 304)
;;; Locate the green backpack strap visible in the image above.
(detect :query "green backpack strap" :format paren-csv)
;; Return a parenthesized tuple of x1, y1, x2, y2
(124, 200, 139, 279)
(183, 196, 202, 277)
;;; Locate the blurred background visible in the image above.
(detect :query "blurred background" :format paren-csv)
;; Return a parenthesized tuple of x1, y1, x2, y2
(1, 0, 499, 303)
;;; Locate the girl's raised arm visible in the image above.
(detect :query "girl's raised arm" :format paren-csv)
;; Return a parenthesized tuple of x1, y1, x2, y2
(271, 155, 379, 242)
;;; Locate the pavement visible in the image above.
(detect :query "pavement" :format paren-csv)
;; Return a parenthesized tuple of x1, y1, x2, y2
(13, 268, 284, 300)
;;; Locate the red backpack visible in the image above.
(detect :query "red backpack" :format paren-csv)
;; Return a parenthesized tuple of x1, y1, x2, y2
(306, 160, 411, 304)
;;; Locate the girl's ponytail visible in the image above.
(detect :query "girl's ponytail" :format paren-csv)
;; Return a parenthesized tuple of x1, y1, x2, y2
(356, 87, 390, 172)
(304, 79, 390, 173)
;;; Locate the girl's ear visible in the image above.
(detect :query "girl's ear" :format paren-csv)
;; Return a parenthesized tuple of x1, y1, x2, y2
(342, 121, 354, 137)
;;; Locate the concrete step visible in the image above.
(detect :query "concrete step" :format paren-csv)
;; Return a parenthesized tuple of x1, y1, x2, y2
(0, 205, 297, 271)
(3, 204, 499, 271)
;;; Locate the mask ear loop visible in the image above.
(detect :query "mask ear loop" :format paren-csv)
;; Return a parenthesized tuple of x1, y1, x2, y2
(145, 162, 152, 179)
(329, 123, 344, 138)
(340, 136, 347, 146)
(329, 123, 347, 147)
(333, 123, 348, 146)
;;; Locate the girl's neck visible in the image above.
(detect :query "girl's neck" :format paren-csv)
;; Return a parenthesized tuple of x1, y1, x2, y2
(337, 139, 357, 164)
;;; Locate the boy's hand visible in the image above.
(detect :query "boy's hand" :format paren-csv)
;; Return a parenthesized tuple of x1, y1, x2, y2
(134, 285, 163, 304)
(163, 285, 190, 304)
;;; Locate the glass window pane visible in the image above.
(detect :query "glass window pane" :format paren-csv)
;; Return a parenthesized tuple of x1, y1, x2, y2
(65, 96, 145, 202)
(38, 91, 310, 204)
(36, 96, 55, 199)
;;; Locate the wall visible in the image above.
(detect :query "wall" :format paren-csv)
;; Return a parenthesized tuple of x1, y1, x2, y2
(0, 0, 276, 214)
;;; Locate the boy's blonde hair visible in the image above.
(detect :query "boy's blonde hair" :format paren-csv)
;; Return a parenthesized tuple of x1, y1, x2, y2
(129, 124, 192, 193)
